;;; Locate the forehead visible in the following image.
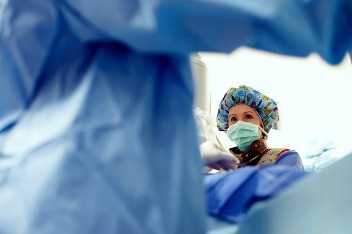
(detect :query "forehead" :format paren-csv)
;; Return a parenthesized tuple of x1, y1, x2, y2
(228, 103, 257, 115)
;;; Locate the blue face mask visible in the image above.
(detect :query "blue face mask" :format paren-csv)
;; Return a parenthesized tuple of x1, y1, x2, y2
(227, 121, 262, 152)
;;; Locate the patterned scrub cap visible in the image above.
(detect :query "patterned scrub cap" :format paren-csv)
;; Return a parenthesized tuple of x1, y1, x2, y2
(216, 85, 279, 133)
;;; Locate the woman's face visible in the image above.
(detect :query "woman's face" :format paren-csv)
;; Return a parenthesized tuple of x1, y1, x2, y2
(228, 103, 263, 128)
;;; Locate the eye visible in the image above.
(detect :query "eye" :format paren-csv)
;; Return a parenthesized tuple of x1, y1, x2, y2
(230, 116, 237, 123)
(245, 114, 253, 119)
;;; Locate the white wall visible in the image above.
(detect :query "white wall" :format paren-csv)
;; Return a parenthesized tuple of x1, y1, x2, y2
(200, 49, 352, 169)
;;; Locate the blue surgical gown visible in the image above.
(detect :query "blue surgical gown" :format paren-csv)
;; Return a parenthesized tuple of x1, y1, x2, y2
(205, 150, 306, 223)
(0, 1, 351, 234)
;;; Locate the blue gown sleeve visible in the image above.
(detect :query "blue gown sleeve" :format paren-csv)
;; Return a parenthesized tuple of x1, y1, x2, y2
(205, 165, 307, 223)
(205, 150, 305, 223)
(62, 0, 352, 63)
(276, 150, 304, 169)
(1, 2, 208, 234)
(2, 0, 352, 131)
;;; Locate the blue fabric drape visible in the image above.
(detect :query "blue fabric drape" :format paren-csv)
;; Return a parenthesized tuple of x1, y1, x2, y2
(205, 153, 306, 223)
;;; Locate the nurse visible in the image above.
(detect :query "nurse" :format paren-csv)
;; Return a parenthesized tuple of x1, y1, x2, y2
(205, 85, 303, 170)
(205, 85, 306, 222)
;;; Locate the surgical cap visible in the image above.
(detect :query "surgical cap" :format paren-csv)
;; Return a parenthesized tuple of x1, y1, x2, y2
(216, 85, 279, 133)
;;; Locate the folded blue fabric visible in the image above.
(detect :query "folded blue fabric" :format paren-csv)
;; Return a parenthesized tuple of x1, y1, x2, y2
(206, 165, 307, 223)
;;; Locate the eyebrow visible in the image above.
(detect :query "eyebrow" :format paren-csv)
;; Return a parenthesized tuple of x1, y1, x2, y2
(229, 111, 255, 116)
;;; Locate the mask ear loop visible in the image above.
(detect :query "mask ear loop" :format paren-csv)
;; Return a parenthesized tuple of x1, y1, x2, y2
(259, 125, 268, 139)
(252, 109, 267, 139)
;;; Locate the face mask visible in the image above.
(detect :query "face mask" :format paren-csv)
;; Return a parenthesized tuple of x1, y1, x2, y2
(227, 121, 262, 152)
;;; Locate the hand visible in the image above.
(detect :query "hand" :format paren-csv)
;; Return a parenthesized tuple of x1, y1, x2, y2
(203, 153, 239, 171)
(200, 141, 239, 171)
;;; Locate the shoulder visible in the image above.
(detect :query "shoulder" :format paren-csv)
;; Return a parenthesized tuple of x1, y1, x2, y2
(275, 149, 300, 158)
(256, 148, 288, 166)
(272, 149, 300, 159)
(270, 148, 290, 156)
(266, 148, 296, 161)
(273, 149, 302, 162)
(274, 149, 304, 169)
